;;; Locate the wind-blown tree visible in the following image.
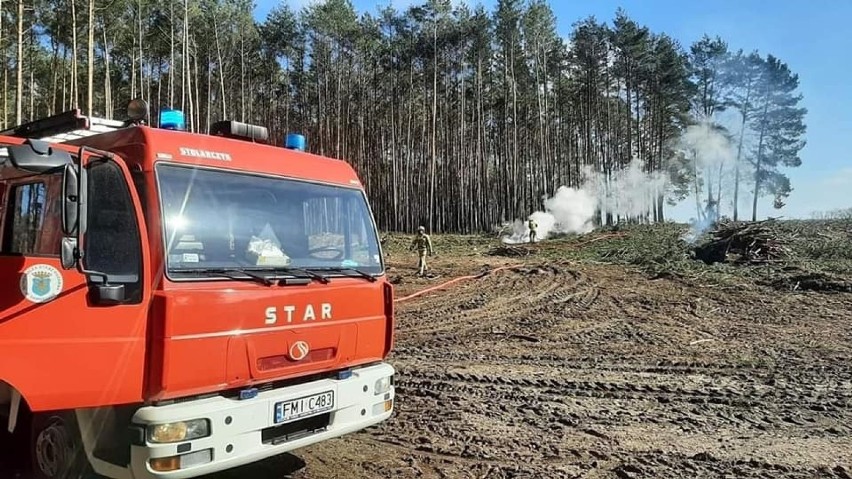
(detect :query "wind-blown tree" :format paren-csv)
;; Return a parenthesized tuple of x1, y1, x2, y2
(748, 54, 807, 221)
(688, 34, 729, 216)
(724, 49, 763, 221)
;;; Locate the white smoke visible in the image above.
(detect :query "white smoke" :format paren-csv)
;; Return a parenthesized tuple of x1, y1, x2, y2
(591, 158, 669, 220)
(681, 215, 715, 244)
(678, 119, 735, 243)
(502, 186, 597, 244)
(500, 120, 735, 244)
(502, 158, 665, 244)
(679, 120, 735, 172)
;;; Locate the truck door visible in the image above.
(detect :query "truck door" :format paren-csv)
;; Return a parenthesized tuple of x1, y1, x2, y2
(0, 149, 152, 412)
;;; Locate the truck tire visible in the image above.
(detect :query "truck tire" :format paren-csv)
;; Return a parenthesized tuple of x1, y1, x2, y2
(30, 412, 94, 479)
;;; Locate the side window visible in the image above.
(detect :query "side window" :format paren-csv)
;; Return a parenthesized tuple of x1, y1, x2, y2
(84, 159, 143, 303)
(2, 181, 60, 256)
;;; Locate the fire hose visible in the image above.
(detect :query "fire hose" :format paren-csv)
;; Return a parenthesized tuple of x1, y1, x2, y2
(394, 264, 522, 303)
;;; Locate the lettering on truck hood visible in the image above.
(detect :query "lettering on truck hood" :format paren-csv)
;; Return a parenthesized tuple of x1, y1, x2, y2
(265, 303, 332, 325)
(178, 147, 232, 162)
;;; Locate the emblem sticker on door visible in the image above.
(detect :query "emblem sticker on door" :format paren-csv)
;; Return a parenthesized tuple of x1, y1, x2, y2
(20, 264, 64, 303)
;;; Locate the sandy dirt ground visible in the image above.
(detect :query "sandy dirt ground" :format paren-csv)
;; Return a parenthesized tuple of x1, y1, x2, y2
(287, 251, 852, 479)
(4, 242, 852, 479)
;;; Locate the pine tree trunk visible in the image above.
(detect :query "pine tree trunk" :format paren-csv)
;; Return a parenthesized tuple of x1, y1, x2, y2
(28, 17, 34, 120)
(733, 87, 752, 221)
(206, 49, 212, 130)
(61, 44, 67, 111)
(16, 0, 23, 124)
(214, 16, 226, 119)
(71, 0, 78, 109)
(169, 0, 174, 107)
(87, 0, 94, 115)
(428, 20, 438, 233)
(240, 34, 245, 122)
(752, 102, 770, 222)
(103, 26, 112, 118)
(138, 0, 144, 101)
(50, 39, 59, 116)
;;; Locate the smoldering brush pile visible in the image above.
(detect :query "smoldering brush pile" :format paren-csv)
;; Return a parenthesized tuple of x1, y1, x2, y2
(693, 219, 790, 265)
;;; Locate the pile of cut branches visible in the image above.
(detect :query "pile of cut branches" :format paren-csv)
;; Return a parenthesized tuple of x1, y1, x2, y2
(693, 219, 790, 265)
(487, 245, 533, 257)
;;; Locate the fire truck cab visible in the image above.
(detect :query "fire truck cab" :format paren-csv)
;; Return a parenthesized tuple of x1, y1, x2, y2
(0, 102, 395, 479)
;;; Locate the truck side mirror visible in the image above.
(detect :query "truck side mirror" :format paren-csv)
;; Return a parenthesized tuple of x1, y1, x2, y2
(60, 237, 77, 270)
(61, 163, 79, 236)
(93, 283, 126, 305)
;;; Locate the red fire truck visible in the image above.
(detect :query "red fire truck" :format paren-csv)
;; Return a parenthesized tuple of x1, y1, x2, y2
(0, 101, 395, 479)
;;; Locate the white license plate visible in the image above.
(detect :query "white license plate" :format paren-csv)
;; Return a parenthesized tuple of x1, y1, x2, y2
(274, 391, 335, 424)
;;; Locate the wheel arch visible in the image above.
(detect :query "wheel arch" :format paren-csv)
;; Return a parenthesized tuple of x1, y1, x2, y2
(1, 378, 33, 434)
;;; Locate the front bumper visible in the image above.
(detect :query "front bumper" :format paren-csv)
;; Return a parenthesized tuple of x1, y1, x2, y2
(127, 362, 395, 479)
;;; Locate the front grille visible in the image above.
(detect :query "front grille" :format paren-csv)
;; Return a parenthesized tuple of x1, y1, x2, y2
(261, 413, 331, 445)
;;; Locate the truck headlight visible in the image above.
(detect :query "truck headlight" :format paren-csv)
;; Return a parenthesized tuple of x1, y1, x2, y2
(374, 376, 393, 395)
(147, 419, 210, 444)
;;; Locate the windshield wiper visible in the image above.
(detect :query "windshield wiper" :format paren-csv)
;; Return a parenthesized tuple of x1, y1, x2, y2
(175, 267, 275, 286)
(174, 266, 330, 285)
(310, 267, 378, 283)
(259, 267, 330, 285)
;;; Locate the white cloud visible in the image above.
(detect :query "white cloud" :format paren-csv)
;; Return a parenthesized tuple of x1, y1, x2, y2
(824, 167, 852, 187)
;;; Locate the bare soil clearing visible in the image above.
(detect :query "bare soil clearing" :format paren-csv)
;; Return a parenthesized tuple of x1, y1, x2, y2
(3, 223, 852, 479)
(290, 227, 852, 479)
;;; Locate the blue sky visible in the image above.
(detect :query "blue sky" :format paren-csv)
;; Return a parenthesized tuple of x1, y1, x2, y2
(254, 0, 852, 220)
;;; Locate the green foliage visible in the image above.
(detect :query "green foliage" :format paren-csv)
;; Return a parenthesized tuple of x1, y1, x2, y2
(748, 54, 808, 220)
(584, 221, 852, 291)
(0, 1, 805, 235)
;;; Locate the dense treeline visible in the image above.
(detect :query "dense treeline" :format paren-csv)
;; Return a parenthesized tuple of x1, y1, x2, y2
(0, 0, 806, 232)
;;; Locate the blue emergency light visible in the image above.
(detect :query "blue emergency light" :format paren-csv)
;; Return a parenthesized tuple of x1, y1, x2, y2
(159, 108, 185, 130)
(285, 133, 306, 151)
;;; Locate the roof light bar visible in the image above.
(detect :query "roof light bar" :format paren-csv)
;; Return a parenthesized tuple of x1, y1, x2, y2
(159, 109, 186, 131)
(210, 120, 269, 143)
(285, 133, 306, 151)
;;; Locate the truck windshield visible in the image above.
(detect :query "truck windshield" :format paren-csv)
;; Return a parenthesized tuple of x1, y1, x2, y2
(156, 164, 383, 278)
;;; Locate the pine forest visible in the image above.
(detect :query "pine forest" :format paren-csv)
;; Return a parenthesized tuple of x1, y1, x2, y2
(0, 0, 807, 232)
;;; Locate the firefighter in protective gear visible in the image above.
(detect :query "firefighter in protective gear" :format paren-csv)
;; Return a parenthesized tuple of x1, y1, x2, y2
(528, 218, 538, 243)
(409, 226, 434, 276)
